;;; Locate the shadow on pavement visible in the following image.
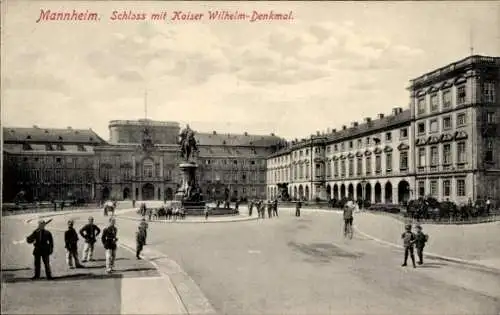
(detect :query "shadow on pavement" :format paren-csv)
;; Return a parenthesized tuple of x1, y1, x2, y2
(417, 262, 446, 269)
(92, 257, 129, 262)
(2, 267, 156, 283)
(1, 267, 31, 272)
(288, 241, 363, 263)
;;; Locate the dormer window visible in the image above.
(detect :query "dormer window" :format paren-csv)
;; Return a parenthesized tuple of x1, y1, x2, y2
(77, 145, 86, 152)
(46, 144, 54, 151)
(23, 143, 32, 150)
(56, 144, 65, 151)
(26, 135, 32, 140)
(58, 136, 63, 140)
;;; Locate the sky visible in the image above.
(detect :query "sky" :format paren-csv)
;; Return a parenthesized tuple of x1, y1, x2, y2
(2, 1, 500, 141)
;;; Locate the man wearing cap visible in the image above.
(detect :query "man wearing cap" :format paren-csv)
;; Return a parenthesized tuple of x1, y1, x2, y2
(65, 219, 84, 269)
(26, 219, 54, 280)
(401, 224, 417, 268)
(79, 216, 101, 262)
(101, 217, 118, 273)
(343, 200, 355, 238)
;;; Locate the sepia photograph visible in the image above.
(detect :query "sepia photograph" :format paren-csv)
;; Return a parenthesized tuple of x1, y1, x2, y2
(1, 1, 500, 314)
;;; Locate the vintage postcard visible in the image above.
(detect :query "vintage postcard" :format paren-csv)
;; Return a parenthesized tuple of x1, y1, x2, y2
(1, 1, 500, 314)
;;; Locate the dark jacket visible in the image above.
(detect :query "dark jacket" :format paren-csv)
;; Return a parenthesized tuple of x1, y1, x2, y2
(80, 224, 101, 244)
(26, 229, 54, 256)
(136, 229, 146, 245)
(401, 231, 416, 247)
(65, 227, 79, 251)
(101, 226, 118, 250)
(415, 231, 428, 248)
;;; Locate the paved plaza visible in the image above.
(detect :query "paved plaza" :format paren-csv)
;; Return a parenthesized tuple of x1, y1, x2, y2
(2, 206, 500, 315)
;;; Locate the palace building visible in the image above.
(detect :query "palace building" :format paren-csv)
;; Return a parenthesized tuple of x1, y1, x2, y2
(3, 120, 283, 203)
(266, 55, 500, 204)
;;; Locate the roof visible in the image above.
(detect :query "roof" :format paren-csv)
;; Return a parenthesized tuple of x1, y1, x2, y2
(198, 146, 270, 158)
(268, 108, 411, 158)
(3, 127, 107, 144)
(3, 143, 95, 154)
(195, 132, 283, 147)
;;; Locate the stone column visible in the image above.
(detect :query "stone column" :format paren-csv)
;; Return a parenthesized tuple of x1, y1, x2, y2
(381, 186, 385, 203)
(393, 187, 399, 204)
(371, 185, 376, 204)
(160, 156, 164, 178)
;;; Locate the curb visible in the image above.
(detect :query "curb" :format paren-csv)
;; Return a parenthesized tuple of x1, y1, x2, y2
(117, 215, 260, 224)
(23, 208, 137, 224)
(353, 225, 500, 274)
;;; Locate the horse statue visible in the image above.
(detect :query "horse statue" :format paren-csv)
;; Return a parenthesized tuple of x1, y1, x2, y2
(179, 124, 198, 161)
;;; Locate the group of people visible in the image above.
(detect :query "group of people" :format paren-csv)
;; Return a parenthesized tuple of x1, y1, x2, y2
(25, 214, 150, 280)
(248, 199, 279, 219)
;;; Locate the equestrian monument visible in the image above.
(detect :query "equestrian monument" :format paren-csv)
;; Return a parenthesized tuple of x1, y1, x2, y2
(174, 124, 206, 214)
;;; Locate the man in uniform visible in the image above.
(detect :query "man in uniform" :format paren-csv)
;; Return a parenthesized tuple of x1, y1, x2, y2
(139, 218, 149, 245)
(65, 219, 84, 269)
(101, 217, 118, 273)
(295, 200, 302, 217)
(26, 219, 54, 280)
(401, 224, 417, 268)
(79, 216, 101, 262)
(272, 199, 279, 217)
(136, 225, 147, 260)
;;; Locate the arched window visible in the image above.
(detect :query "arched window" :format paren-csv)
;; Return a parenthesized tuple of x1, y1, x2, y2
(143, 159, 154, 178)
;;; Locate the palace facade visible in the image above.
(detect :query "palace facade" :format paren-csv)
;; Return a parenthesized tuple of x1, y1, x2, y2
(267, 55, 500, 204)
(3, 120, 283, 202)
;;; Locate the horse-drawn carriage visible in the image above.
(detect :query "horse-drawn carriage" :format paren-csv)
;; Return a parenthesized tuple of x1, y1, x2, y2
(136, 201, 186, 221)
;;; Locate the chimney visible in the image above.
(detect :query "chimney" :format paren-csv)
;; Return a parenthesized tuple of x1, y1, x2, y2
(377, 113, 385, 119)
(33, 125, 39, 128)
(351, 121, 359, 128)
(244, 131, 248, 136)
(271, 133, 275, 136)
(213, 131, 217, 135)
(316, 131, 320, 136)
(332, 129, 337, 133)
(67, 126, 72, 129)
(392, 107, 403, 116)
(327, 128, 331, 133)
(364, 117, 372, 124)
(342, 125, 347, 130)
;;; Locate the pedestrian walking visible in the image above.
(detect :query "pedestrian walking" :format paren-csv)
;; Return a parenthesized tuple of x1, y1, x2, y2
(136, 225, 147, 260)
(267, 200, 273, 218)
(486, 198, 491, 214)
(64, 219, 84, 269)
(295, 200, 302, 217)
(101, 217, 118, 273)
(401, 224, 416, 268)
(204, 205, 210, 220)
(273, 199, 279, 217)
(26, 219, 54, 280)
(248, 200, 254, 217)
(79, 216, 101, 262)
(414, 225, 429, 265)
(139, 218, 148, 245)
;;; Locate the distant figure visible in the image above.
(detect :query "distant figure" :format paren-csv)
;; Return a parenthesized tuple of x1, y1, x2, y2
(26, 219, 54, 280)
(79, 216, 101, 262)
(132, 199, 136, 208)
(136, 225, 147, 260)
(486, 198, 491, 214)
(140, 202, 147, 217)
(295, 200, 302, 217)
(139, 218, 149, 245)
(414, 225, 429, 265)
(267, 201, 273, 218)
(64, 220, 84, 269)
(273, 199, 279, 217)
(401, 224, 416, 268)
(205, 205, 210, 220)
(248, 200, 254, 216)
(101, 217, 118, 273)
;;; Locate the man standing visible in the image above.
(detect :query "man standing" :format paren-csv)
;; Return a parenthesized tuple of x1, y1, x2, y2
(295, 200, 302, 217)
(79, 216, 101, 262)
(273, 199, 279, 217)
(136, 225, 146, 260)
(65, 220, 84, 269)
(401, 224, 417, 268)
(343, 200, 355, 239)
(26, 219, 54, 280)
(139, 218, 148, 245)
(101, 217, 118, 273)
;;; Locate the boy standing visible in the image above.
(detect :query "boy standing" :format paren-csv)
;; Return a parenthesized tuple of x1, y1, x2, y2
(101, 217, 118, 273)
(414, 225, 429, 265)
(401, 224, 416, 268)
(79, 216, 101, 262)
(65, 220, 84, 269)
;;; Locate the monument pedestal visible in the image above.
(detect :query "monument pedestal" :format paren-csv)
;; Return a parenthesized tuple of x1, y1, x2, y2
(174, 162, 206, 215)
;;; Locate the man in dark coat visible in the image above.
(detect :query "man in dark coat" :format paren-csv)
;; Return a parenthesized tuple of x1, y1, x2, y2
(26, 219, 54, 280)
(401, 224, 417, 268)
(295, 200, 302, 217)
(272, 199, 279, 217)
(136, 225, 147, 260)
(65, 219, 84, 269)
(79, 216, 101, 262)
(101, 217, 118, 273)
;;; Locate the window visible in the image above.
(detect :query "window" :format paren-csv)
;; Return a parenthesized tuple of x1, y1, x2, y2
(77, 145, 86, 152)
(334, 144, 338, 151)
(326, 161, 331, 177)
(457, 179, 466, 196)
(385, 132, 392, 141)
(443, 116, 452, 130)
(430, 94, 439, 112)
(485, 138, 494, 162)
(430, 119, 438, 133)
(357, 139, 362, 148)
(417, 122, 426, 135)
(482, 82, 496, 102)
(56, 144, 65, 151)
(305, 164, 309, 179)
(386, 153, 392, 172)
(366, 137, 370, 145)
(375, 155, 382, 174)
(305, 149, 309, 155)
(326, 146, 331, 153)
(143, 159, 154, 178)
(349, 141, 353, 149)
(443, 144, 451, 165)
(430, 146, 439, 166)
(442, 89, 452, 108)
(334, 160, 339, 178)
(457, 85, 466, 105)
(46, 144, 54, 151)
(430, 180, 438, 196)
(418, 148, 426, 167)
(400, 151, 408, 170)
(365, 156, 371, 175)
(357, 158, 362, 176)
(417, 97, 426, 114)
(443, 180, 451, 197)
(418, 180, 425, 197)
(457, 113, 467, 126)
(348, 159, 354, 176)
(487, 112, 495, 124)
(340, 143, 345, 151)
(341, 160, 346, 177)
(400, 128, 408, 139)
(23, 143, 32, 150)
(457, 142, 466, 163)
